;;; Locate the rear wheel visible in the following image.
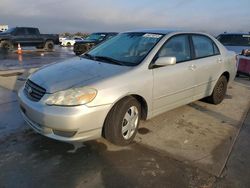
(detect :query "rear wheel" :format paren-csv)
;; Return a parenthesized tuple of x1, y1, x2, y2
(43, 40, 54, 51)
(206, 75, 228, 104)
(103, 96, 141, 146)
(0, 40, 14, 51)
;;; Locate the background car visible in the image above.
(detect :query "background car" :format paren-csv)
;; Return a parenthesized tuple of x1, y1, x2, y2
(59, 36, 67, 44)
(217, 33, 250, 77)
(217, 33, 250, 54)
(61, 37, 84, 47)
(73, 32, 118, 55)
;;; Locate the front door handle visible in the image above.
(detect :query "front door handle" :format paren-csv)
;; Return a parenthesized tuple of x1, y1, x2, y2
(188, 64, 197, 71)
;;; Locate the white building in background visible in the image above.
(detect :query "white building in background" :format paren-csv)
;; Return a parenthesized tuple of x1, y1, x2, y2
(0, 25, 8, 32)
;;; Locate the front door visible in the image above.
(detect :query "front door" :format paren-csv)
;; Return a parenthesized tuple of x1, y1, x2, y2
(152, 34, 196, 116)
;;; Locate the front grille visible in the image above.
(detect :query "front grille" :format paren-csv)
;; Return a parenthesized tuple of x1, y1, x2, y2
(24, 79, 46, 102)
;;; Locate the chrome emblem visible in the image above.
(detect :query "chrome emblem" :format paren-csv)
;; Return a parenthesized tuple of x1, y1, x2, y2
(27, 87, 33, 94)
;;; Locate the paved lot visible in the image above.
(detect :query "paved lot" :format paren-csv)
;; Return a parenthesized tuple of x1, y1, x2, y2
(0, 48, 250, 187)
(136, 80, 250, 176)
(0, 46, 75, 91)
(0, 87, 214, 188)
(0, 46, 75, 71)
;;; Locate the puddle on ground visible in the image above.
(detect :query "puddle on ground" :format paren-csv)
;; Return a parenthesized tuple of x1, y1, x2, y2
(138, 127, 150, 135)
(0, 72, 23, 77)
(0, 46, 75, 71)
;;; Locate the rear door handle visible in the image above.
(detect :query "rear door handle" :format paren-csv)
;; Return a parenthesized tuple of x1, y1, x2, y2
(188, 64, 197, 71)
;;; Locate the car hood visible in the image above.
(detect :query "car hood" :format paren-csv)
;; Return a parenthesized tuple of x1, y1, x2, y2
(29, 57, 131, 93)
(224, 45, 249, 54)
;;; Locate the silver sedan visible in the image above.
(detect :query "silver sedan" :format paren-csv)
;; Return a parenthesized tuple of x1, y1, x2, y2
(18, 30, 237, 145)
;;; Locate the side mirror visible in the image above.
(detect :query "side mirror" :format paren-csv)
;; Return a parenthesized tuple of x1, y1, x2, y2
(154, 57, 176, 67)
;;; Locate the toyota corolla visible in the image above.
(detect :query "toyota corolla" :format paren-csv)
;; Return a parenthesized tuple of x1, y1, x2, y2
(18, 30, 237, 145)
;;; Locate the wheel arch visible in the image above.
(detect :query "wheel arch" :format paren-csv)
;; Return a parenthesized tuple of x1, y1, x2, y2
(101, 94, 149, 137)
(221, 71, 230, 81)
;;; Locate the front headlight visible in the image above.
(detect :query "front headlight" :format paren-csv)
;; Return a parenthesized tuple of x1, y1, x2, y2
(45, 87, 97, 106)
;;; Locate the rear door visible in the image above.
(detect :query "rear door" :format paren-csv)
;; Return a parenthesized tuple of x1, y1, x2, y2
(26, 28, 43, 45)
(191, 34, 222, 99)
(152, 34, 196, 116)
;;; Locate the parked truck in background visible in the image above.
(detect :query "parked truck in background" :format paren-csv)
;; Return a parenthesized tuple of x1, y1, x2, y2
(0, 27, 59, 51)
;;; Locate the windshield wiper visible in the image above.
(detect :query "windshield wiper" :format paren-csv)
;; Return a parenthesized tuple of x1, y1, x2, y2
(82, 53, 94, 59)
(93, 56, 124, 66)
(82, 54, 124, 66)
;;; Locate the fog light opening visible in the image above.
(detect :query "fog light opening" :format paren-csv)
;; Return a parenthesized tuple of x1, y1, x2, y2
(53, 130, 77, 138)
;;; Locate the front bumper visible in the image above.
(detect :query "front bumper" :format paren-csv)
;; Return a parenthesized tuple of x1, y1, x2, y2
(18, 87, 111, 142)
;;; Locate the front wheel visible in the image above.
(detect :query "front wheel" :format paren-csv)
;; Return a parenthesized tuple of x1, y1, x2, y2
(103, 96, 141, 146)
(206, 75, 228, 104)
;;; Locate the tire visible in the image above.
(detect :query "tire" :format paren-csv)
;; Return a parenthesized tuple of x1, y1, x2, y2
(43, 40, 54, 51)
(103, 96, 141, 146)
(0, 40, 14, 51)
(206, 75, 228, 105)
(36, 44, 44, 49)
(75, 52, 82, 56)
(67, 42, 71, 47)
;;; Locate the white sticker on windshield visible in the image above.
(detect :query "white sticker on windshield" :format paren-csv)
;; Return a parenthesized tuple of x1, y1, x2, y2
(143, 34, 162, 38)
(243, 35, 250, 38)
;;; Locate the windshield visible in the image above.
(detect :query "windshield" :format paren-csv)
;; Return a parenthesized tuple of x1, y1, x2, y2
(86, 32, 163, 66)
(86, 33, 106, 41)
(1, 28, 15, 34)
(217, 34, 250, 46)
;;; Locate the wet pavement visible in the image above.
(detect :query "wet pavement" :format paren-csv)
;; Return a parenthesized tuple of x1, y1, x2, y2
(0, 81, 250, 187)
(0, 47, 250, 187)
(0, 46, 75, 71)
(214, 108, 250, 188)
(0, 88, 214, 187)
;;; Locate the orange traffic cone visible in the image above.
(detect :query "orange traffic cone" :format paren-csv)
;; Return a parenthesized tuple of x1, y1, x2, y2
(17, 43, 22, 54)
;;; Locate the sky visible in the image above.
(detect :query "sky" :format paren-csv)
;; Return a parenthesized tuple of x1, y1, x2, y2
(0, 0, 249, 35)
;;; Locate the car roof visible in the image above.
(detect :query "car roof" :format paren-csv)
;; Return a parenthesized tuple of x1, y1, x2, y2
(125, 29, 180, 35)
(92, 32, 118, 35)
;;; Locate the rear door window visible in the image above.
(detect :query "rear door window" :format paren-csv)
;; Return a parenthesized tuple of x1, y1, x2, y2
(27, 28, 38, 35)
(15, 28, 27, 35)
(192, 35, 219, 58)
